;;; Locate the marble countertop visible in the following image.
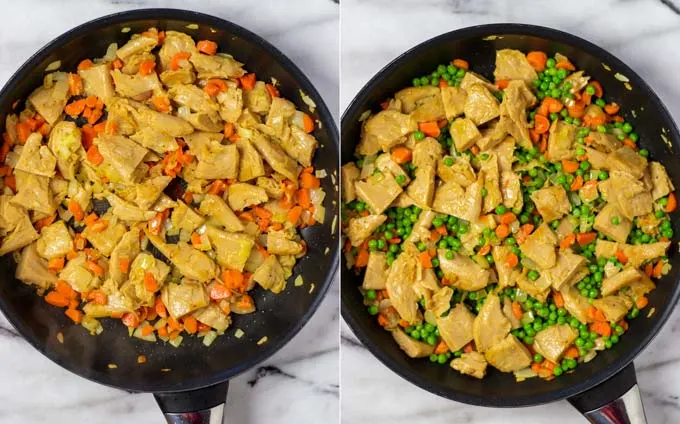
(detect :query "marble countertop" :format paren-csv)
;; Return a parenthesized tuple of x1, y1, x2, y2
(341, 0, 680, 423)
(0, 1, 339, 423)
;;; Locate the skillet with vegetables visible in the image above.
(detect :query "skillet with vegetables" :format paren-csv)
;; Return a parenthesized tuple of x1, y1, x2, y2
(0, 27, 325, 348)
(342, 49, 675, 381)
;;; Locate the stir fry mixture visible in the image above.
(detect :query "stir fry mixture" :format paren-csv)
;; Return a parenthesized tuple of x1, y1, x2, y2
(342, 50, 675, 380)
(0, 28, 324, 347)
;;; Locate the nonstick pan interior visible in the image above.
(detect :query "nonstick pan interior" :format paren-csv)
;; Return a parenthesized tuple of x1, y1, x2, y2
(341, 24, 680, 406)
(0, 9, 339, 393)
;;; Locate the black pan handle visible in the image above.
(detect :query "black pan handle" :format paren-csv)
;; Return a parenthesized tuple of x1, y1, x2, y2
(567, 363, 646, 423)
(154, 381, 229, 424)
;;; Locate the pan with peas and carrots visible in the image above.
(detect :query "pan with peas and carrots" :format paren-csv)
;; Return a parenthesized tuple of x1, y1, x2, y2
(0, 9, 338, 423)
(341, 24, 680, 422)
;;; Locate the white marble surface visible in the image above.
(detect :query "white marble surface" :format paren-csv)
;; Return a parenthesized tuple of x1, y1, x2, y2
(0, 1, 339, 423)
(341, 0, 680, 423)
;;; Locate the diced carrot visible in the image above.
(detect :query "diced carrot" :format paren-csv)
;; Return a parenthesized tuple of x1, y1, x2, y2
(564, 346, 579, 358)
(183, 316, 198, 334)
(539, 137, 548, 153)
(590, 321, 612, 337)
(87, 145, 104, 165)
(86, 260, 105, 276)
(561, 160, 579, 174)
(463, 342, 474, 353)
(68, 73, 83, 96)
(568, 100, 586, 118)
(87, 108, 103, 125)
(644, 263, 654, 278)
(603, 103, 620, 115)
(355, 249, 369, 268)
(112, 59, 124, 70)
(297, 188, 312, 209)
(148, 211, 167, 235)
(155, 296, 167, 318)
(555, 59, 575, 71)
(615, 249, 629, 265)
(495, 223, 511, 239)
(590, 81, 603, 98)
(568, 174, 584, 191)
(197, 40, 218, 56)
(552, 292, 565, 308)
(478, 244, 490, 256)
(207, 179, 228, 195)
(203, 78, 228, 97)
(157, 326, 169, 337)
(505, 252, 519, 269)
(376, 313, 389, 327)
(418, 121, 440, 137)
(55, 280, 76, 299)
(576, 232, 597, 246)
(121, 312, 140, 328)
(64, 99, 86, 117)
(16, 121, 32, 143)
(526, 51, 548, 71)
(66, 200, 84, 221)
(391, 146, 412, 164)
(77, 59, 94, 71)
(90, 219, 108, 233)
(140, 324, 154, 337)
(452, 59, 469, 69)
(115, 257, 130, 274)
(511, 301, 523, 319)
(434, 341, 449, 355)
(665, 193, 677, 212)
(594, 308, 607, 322)
(83, 213, 99, 228)
(636, 296, 649, 309)
(560, 233, 576, 250)
(652, 260, 665, 278)
(144, 272, 159, 292)
(287, 205, 303, 224)
(496, 79, 510, 90)
(4, 175, 16, 193)
(438, 78, 449, 88)
(65, 308, 83, 324)
(298, 112, 315, 133)
(499, 212, 516, 224)
(534, 114, 550, 134)
(531, 362, 542, 373)
(419, 251, 433, 268)
(48, 257, 65, 271)
(170, 51, 191, 71)
(300, 172, 320, 189)
(45, 291, 69, 308)
(151, 96, 170, 113)
(265, 83, 280, 98)
(543, 97, 563, 114)
(35, 213, 57, 231)
(239, 73, 257, 91)
(542, 359, 556, 371)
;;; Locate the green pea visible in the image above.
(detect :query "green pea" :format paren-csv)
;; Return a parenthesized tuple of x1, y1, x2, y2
(597, 125, 607, 133)
(368, 305, 379, 315)
(595, 98, 606, 107)
(413, 130, 425, 141)
(395, 175, 406, 184)
(384, 230, 393, 240)
(580, 160, 591, 171)
(599, 170, 609, 180)
(445, 250, 454, 260)
(444, 157, 454, 166)
(611, 216, 620, 225)
(655, 209, 665, 219)
(639, 149, 649, 158)
(527, 270, 540, 281)
(553, 366, 563, 376)
(630, 132, 639, 142)
(546, 58, 556, 68)
(417, 241, 426, 252)
(586, 85, 596, 95)
(481, 188, 488, 197)
(366, 289, 377, 300)
(622, 122, 633, 133)
(480, 153, 489, 160)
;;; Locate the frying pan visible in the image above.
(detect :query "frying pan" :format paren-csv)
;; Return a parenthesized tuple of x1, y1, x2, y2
(0, 8, 339, 423)
(341, 23, 680, 423)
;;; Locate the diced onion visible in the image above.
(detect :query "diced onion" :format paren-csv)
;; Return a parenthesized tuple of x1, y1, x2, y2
(294, 275, 304, 287)
(45, 60, 61, 72)
(257, 336, 268, 345)
(202, 331, 218, 347)
(583, 350, 597, 363)
(514, 289, 528, 303)
(514, 367, 538, 382)
(234, 329, 245, 339)
(424, 310, 437, 325)
(169, 335, 183, 347)
(520, 310, 535, 325)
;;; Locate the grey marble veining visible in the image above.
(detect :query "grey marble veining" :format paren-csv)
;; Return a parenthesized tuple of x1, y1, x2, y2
(341, 0, 680, 423)
(0, 0, 339, 423)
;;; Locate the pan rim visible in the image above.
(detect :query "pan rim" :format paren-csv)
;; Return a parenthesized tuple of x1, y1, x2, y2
(0, 7, 339, 393)
(340, 22, 680, 407)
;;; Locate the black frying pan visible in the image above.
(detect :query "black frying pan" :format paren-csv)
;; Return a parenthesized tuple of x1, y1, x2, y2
(341, 24, 680, 422)
(0, 9, 339, 422)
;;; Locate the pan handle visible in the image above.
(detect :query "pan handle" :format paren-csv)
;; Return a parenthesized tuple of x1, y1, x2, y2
(154, 381, 228, 424)
(567, 362, 646, 423)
